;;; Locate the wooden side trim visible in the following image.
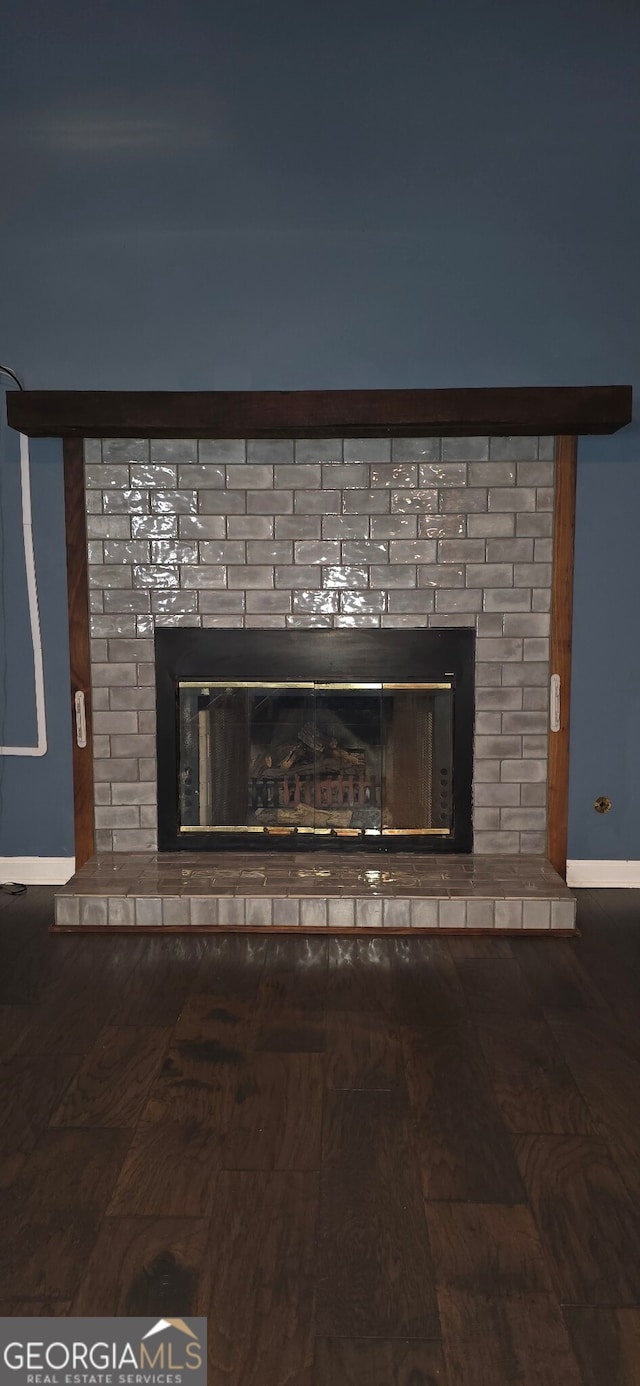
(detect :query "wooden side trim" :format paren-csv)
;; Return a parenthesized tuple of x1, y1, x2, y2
(7, 384, 632, 440)
(63, 438, 94, 868)
(548, 435, 577, 878)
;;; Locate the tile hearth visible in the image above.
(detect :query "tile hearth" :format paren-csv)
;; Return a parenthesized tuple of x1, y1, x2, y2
(54, 852, 576, 933)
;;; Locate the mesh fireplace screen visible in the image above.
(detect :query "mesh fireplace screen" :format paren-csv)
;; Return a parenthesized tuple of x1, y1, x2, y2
(177, 681, 453, 838)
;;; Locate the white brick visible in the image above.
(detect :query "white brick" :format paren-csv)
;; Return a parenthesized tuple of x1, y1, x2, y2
(275, 565, 321, 588)
(488, 487, 536, 512)
(389, 541, 437, 563)
(227, 566, 274, 589)
(226, 464, 273, 489)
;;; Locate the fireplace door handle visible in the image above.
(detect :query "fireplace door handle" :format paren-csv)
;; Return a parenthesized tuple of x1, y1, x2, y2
(74, 689, 87, 748)
(550, 674, 561, 733)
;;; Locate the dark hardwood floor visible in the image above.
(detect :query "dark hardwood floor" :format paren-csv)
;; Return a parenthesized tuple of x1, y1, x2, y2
(1, 886, 639, 1384)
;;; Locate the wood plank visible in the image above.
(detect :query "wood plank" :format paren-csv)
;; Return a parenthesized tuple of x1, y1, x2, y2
(106, 1120, 220, 1217)
(326, 937, 402, 1090)
(0, 1006, 29, 1057)
(63, 436, 94, 868)
(0, 893, 72, 1006)
(427, 1202, 553, 1297)
(316, 1088, 439, 1338)
(224, 1052, 323, 1170)
(389, 937, 469, 1034)
(454, 957, 540, 1018)
(326, 1008, 402, 1091)
(0, 1301, 71, 1315)
(475, 1013, 595, 1134)
(172, 989, 258, 1059)
(545, 1005, 640, 1201)
(150, 989, 256, 1139)
(548, 435, 577, 877)
(0, 1155, 23, 1190)
(72, 1216, 208, 1316)
(201, 1170, 317, 1386)
(313, 1338, 448, 1385)
(0, 1129, 129, 1298)
(404, 1024, 525, 1203)
(327, 937, 396, 1014)
(0, 1054, 80, 1156)
(513, 1133, 640, 1305)
(509, 936, 605, 1009)
(446, 936, 513, 958)
(564, 1307, 640, 1386)
(192, 932, 268, 998)
(105, 935, 205, 1027)
(146, 1029, 238, 1130)
(566, 892, 640, 1033)
(50, 1025, 170, 1128)
(253, 936, 328, 1053)
(105, 1023, 232, 1216)
(586, 886, 640, 936)
(13, 938, 117, 1053)
(437, 1289, 583, 1386)
(9, 385, 632, 439)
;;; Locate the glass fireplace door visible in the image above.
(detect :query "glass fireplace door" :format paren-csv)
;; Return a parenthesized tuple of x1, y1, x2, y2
(177, 680, 454, 838)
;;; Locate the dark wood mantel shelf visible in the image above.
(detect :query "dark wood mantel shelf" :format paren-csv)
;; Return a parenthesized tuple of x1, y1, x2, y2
(6, 384, 632, 439)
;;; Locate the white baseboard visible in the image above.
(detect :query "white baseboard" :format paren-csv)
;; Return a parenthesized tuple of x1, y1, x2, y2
(567, 860, 640, 888)
(0, 857, 76, 886)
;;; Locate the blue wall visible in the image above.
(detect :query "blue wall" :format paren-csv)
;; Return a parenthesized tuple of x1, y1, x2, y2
(568, 461, 640, 859)
(0, 0, 638, 858)
(0, 398, 74, 856)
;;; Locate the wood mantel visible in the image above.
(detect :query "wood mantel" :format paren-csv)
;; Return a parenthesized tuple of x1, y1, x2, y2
(7, 384, 632, 439)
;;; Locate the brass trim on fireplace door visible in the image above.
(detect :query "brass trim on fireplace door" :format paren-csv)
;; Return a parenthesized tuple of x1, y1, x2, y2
(179, 825, 452, 836)
(178, 679, 316, 689)
(313, 682, 383, 690)
(316, 681, 453, 691)
(177, 679, 453, 691)
(381, 828, 451, 836)
(382, 682, 452, 691)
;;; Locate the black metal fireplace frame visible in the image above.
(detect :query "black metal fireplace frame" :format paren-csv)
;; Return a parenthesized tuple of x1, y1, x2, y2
(155, 628, 475, 854)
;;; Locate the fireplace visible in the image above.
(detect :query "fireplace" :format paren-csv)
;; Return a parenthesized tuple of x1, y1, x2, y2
(156, 628, 474, 852)
(8, 381, 622, 927)
(72, 429, 564, 861)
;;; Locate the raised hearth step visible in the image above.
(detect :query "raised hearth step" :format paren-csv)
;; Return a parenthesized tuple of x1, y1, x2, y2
(53, 852, 576, 934)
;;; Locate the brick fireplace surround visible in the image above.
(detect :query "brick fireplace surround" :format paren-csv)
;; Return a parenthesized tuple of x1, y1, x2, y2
(53, 431, 577, 933)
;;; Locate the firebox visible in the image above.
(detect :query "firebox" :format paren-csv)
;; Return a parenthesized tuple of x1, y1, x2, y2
(156, 629, 474, 853)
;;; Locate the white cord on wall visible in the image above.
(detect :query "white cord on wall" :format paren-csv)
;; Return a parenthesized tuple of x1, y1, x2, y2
(0, 370, 48, 757)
